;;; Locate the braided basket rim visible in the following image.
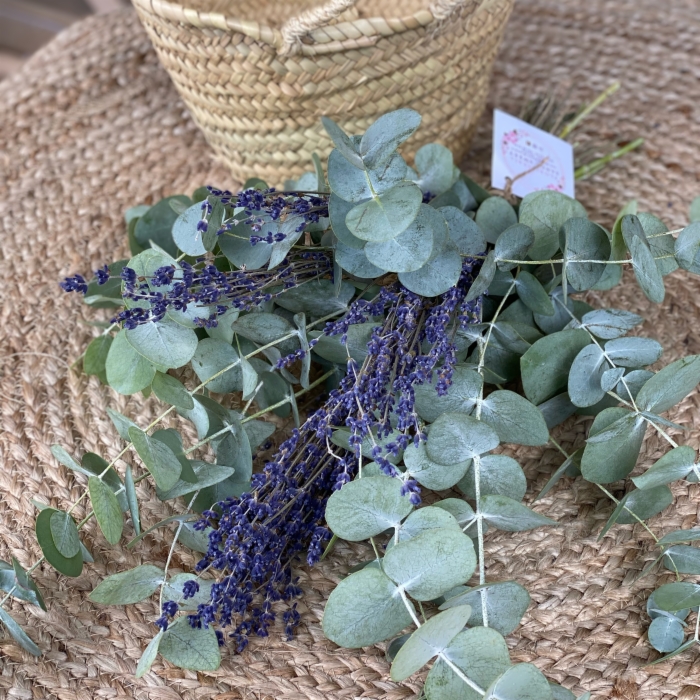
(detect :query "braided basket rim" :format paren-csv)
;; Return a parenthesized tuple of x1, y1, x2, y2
(129, 0, 487, 49)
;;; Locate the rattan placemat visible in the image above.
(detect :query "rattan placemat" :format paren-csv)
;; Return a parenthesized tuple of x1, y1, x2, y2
(1, 2, 700, 698)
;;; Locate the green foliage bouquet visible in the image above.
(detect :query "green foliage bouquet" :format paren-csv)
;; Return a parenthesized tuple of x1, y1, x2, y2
(5, 107, 700, 699)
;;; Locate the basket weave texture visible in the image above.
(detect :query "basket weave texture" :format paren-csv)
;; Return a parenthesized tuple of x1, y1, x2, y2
(2, 1, 700, 699)
(130, 0, 514, 184)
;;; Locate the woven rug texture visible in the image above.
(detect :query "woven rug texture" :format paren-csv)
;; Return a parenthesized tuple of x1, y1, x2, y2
(1, 1, 700, 698)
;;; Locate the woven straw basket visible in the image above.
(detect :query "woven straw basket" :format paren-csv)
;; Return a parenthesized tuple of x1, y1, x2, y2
(130, 0, 514, 184)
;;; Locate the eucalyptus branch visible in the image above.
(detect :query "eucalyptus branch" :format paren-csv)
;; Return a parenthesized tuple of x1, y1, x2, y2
(472, 277, 518, 627)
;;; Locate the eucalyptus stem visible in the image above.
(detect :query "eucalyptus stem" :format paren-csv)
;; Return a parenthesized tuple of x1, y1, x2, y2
(473, 277, 518, 628)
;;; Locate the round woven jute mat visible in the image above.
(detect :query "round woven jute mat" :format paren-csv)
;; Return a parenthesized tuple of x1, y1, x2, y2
(1, 1, 700, 698)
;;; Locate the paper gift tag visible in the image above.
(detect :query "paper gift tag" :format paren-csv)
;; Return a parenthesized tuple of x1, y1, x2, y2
(491, 109, 575, 198)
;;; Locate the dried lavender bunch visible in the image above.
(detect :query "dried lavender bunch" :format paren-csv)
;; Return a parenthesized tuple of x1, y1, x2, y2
(180, 259, 482, 650)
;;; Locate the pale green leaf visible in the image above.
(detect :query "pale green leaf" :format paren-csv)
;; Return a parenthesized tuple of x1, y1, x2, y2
(129, 426, 182, 491)
(325, 476, 413, 541)
(424, 627, 510, 700)
(159, 616, 221, 671)
(135, 630, 163, 678)
(322, 567, 414, 648)
(383, 528, 477, 601)
(391, 605, 472, 681)
(88, 476, 123, 545)
(520, 329, 590, 405)
(89, 564, 164, 604)
(440, 580, 530, 636)
(426, 413, 500, 466)
(479, 390, 550, 446)
(481, 495, 558, 532)
(106, 329, 156, 395)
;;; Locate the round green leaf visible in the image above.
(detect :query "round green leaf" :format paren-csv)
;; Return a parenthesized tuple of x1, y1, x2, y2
(364, 205, 434, 272)
(191, 338, 242, 394)
(89, 564, 164, 605)
(325, 476, 413, 541)
(83, 334, 113, 383)
(345, 182, 423, 242)
(403, 441, 471, 491)
(172, 202, 215, 256)
(329, 193, 366, 249)
(603, 337, 662, 368)
(360, 108, 421, 169)
(580, 407, 646, 483)
(159, 616, 221, 671)
(151, 372, 194, 410)
(323, 567, 415, 648)
(426, 413, 500, 466)
(383, 528, 477, 601)
(413, 143, 456, 196)
(129, 426, 183, 491)
(440, 206, 486, 256)
(615, 485, 672, 524)
(494, 223, 535, 271)
(637, 212, 678, 276)
(580, 308, 644, 340)
(218, 216, 272, 269)
(484, 663, 553, 700)
(275, 278, 356, 318)
(391, 605, 472, 681)
(327, 149, 372, 202)
(675, 221, 700, 274)
(413, 365, 482, 423)
(321, 117, 364, 169)
(49, 510, 80, 558)
(458, 454, 527, 502)
(134, 195, 190, 256)
(334, 239, 385, 278)
(475, 196, 517, 245)
(105, 329, 156, 395)
(125, 318, 198, 371)
(648, 616, 685, 653)
(560, 218, 610, 291)
(653, 582, 700, 612)
(519, 190, 587, 260)
(479, 390, 550, 446)
(520, 329, 591, 405)
(568, 344, 609, 408)
(440, 580, 531, 636)
(35, 508, 83, 577)
(515, 271, 554, 316)
(636, 355, 700, 414)
(628, 229, 665, 303)
(88, 476, 123, 545)
(663, 546, 700, 575)
(480, 494, 557, 532)
(395, 507, 461, 543)
(398, 244, 463, 297)
(425, 626, 510, 700)
(309, 322, 375, 365)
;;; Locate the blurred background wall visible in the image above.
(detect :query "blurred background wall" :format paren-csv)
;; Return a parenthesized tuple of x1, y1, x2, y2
(0, 0, 128, 80)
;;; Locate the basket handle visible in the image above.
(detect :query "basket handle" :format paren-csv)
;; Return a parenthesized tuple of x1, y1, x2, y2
(279, 0, 478, 55)
(279, 0, 359, 56)
(429, 0, 481, 21)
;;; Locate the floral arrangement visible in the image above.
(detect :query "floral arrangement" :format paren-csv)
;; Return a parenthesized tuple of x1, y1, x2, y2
(4, 107, 700, 700)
